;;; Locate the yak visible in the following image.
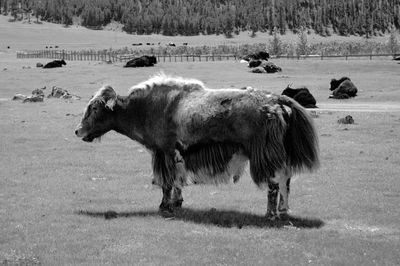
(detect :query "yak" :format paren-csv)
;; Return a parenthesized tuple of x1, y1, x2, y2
(329, 77, 358, 99)
(249, 60, 282, 73)
(242, 51, 270, 62)
(282, 85, 317, 108)
(43, 59, 66, 68)
(75, 74, 319, 220)
(124, 55, 157, 68)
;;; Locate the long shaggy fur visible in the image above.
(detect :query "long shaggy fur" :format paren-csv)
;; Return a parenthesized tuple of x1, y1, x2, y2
(78, 73, 319, 189)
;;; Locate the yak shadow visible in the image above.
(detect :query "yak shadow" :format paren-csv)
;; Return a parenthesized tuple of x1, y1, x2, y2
(76, 207, 324, 229)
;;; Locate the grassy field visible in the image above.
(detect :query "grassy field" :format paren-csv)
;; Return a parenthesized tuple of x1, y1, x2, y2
(1, 17, 400, 266)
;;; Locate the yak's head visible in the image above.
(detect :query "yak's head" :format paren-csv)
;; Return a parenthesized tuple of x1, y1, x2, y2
(75, 85, 117, 142)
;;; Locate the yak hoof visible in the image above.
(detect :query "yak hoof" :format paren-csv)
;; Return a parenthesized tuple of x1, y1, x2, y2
(172, 199, 183, 208)
(265, 210, 278, 221)
(278, 212, 289, 221)
(159, 202, 174, 214)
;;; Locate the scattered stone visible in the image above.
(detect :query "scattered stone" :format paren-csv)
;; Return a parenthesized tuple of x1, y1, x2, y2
(12, 94, 28, 101)
(22, 88, 45, 103)
(23, 95, 44, 103)
(337, 115, 354, 124)
(47, 86, 81, 100)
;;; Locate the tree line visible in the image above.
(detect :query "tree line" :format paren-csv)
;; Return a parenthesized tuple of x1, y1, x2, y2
(1, 0, 399, 37)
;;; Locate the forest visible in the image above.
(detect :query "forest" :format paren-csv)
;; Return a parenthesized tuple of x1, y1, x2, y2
(1, 0, 399, 37)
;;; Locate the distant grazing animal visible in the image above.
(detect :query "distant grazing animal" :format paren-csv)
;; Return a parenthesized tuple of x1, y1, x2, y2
(242, 51, 270, 62)
(124, 55, 157, 68)
(282, 85, 317, 108)
(75, 74, 319, 220)
(43, 59, 66, 68)
(393, 56, 400, 61)
(329, 77, 358, 99)
(36, 63, 43, 68)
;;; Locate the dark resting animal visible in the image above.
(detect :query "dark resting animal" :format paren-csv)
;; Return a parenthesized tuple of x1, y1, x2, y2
(329, 77, 358, 99)
(249, 60, 282, 73)
(124, 55, 157, 67)
(75, 74, 319, 220)
(43, 59, 66, 68)
(242, 51, 270, 62)
(282, 86, 317, 108)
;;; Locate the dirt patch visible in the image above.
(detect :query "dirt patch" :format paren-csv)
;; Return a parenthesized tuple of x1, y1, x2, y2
(316, 102, 400, 112)
(326, 219, 400, 239)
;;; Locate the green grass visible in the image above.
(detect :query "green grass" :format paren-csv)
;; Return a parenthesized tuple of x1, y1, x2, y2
(1, 22, 400, 265)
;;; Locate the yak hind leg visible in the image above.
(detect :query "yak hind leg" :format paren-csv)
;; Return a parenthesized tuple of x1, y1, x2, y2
(277, 170, 292, 220)
(266, 170, 292, 220)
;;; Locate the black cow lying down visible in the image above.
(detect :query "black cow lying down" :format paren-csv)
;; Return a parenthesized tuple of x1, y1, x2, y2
(250, 60, 282, 73)
(124, 55, 157, 67)
(43, 59, 66, 68)
(329, 77, 358, 99)
(242, 51, 270, 62)
(282, 86, 317, 108)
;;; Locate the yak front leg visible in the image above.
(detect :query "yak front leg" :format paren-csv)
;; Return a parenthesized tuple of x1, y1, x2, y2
(159, 186, 173, 213)
(153, 150, 178, 213)
(170, 148, 186, 208)
(266, 181, 279, 220)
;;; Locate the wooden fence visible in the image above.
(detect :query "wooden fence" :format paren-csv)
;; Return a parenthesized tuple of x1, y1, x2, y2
(16, 49, 398, 62)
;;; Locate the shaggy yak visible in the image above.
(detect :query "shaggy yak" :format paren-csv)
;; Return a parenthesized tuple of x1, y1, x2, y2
(43, 59, 66, 68)
(75, 74, 319, 220)
(281, 85, 317, 108)
(124, 55, 157, 67)
(329, 77, 358, 99)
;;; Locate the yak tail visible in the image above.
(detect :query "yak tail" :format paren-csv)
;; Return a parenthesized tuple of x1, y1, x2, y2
(279, 96, 320, 174)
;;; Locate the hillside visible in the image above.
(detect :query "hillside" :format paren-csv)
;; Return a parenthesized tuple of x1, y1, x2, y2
(0, 15, 393, 53)
(1, 0, 399, 37)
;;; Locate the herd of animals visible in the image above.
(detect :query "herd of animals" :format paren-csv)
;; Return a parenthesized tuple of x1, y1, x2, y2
(37, 51, 358, 109)
(30, 50, 364, 220)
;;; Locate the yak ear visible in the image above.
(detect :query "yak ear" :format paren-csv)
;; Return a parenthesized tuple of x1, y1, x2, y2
(101, 85, 117, 110)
